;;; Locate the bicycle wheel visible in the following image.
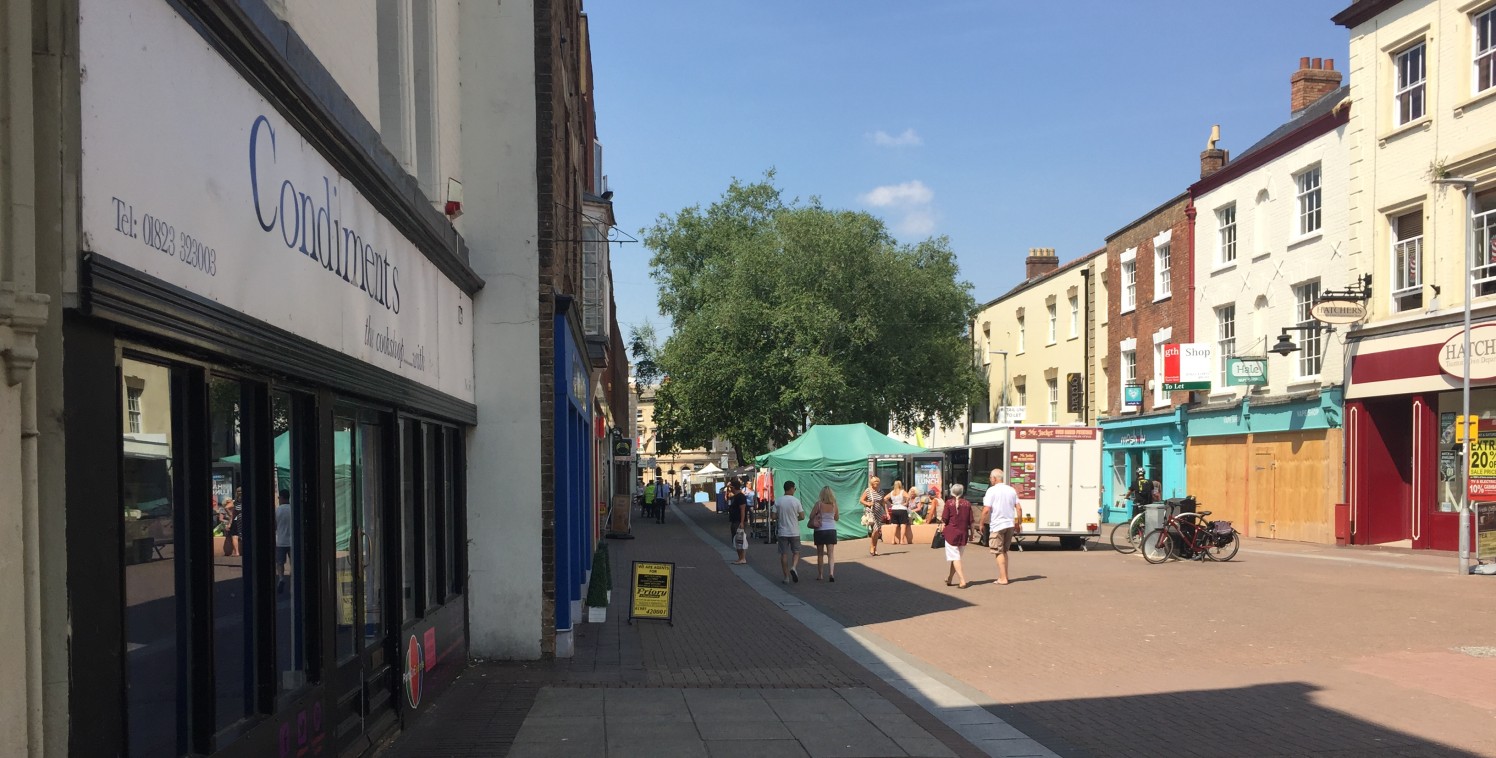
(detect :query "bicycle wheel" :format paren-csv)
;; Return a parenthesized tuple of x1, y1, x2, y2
(1204, 531, 1241, 562)
(1110, 517, 1143, 554)
(1141, 528, 1173, 564)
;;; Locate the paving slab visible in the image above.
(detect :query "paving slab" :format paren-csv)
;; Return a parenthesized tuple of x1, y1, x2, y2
(785, 720, 906, 758)
(696, 718, 795, 741)
(705, 739, 813, 758)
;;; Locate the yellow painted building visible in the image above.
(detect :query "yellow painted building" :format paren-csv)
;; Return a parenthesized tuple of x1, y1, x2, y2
(973, 248, 1109, 427)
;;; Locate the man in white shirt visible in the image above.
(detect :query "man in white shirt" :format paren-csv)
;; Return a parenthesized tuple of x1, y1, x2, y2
(775, 481, 805, 583)
(984, 468, 1023, 585)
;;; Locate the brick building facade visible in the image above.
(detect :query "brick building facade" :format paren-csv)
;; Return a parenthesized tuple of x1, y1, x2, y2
(1102, 195, 1194, 417)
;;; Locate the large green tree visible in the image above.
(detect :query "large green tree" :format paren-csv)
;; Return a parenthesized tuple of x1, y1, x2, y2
(642, 172, 985, 460)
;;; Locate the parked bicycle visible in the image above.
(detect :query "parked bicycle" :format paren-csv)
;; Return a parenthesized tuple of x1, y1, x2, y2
(1141, 509, 1240, 564)
(1109, 509, 1145, 554)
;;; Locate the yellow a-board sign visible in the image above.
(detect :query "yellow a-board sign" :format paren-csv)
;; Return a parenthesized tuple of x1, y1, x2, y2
(1469, 437, 1496, 501)
(628, 561, 675, 625)
(1479, 503, 1496, 560)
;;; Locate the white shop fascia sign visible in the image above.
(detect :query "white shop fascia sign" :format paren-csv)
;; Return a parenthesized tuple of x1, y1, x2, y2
(78, 0, 474, 404)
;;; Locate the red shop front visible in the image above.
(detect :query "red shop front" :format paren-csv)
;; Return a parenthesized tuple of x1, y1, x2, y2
(1345, 318, 1496, 550)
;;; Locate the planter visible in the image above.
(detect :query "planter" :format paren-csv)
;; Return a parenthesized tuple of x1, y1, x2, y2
(587, 605, 607, 623)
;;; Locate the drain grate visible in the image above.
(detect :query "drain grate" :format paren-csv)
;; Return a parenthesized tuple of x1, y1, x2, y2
(1455, 646, 1496, 658)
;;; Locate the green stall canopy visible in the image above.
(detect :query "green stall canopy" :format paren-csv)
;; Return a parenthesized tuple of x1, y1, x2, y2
(755, 423, 925, 540)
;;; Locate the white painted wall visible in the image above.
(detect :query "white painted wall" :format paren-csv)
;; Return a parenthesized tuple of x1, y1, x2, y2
(1193, 118, 1350, 402)
(459, 0, 544, 659)
(266, 0, 381, 128)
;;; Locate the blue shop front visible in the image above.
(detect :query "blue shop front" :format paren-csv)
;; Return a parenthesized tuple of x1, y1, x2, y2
(1183, 389, 1343, 544)
(1099, 408, 1188, 523)
(553, 307, 596, 657)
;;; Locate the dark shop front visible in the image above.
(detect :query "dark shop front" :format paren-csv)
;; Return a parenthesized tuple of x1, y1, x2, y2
(68, 1, 481, 756)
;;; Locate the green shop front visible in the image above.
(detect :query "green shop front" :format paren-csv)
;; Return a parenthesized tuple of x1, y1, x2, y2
(1099, 408, 1188, 523)
(1183, 389, 1344, 544)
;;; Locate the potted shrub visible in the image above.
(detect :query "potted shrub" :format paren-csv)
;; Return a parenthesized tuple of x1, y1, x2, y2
(585, 543, 610, 623)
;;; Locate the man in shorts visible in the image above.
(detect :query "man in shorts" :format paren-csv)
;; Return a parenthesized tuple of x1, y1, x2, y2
(985, 468, 1023, 585)
(775, 481, 805, 583)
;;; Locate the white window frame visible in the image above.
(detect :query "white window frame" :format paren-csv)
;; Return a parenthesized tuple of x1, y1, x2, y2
(1216, 304, 1236, 389)
(1015, 382, 1027, 409)
(1047, 377, 1059, 423)
(1391, 209, 1424, 313)
(1152, 328, 1172, 408)
(1218, 204, 1237, 264)
(1017, 315, 1026, 353)
(1154, 243, 1172, 300)
(127, 387, 143, 434)
(1120, 249, 1137, 313)
(1295, 281, 1323, 379)
(1120, 345, 1137, 411)
(1046, 302, 1057, 345)
(1295, 166, 1322, 236)
(1395, 42, 1427, 126)
(1475, 203, 1496, 297)
(1478, 7, 1496, 96)
(1068, 294, 1079, 339)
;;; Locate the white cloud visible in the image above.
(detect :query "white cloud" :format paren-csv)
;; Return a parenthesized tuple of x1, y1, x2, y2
(869, 128, 923, 147)
(859, 180, 937, 237)
(859, 180, 933, 208)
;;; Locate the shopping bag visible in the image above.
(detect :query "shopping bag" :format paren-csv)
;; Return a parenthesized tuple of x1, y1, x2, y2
(733, 529, 748, 551)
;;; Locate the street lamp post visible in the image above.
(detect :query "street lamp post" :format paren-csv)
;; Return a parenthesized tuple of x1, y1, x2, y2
(1433, 176, 1478, 576)
(990, 350, 1009, 424)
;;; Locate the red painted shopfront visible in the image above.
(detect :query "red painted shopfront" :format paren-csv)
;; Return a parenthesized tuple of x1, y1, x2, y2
(1345, 319, 1496, 550)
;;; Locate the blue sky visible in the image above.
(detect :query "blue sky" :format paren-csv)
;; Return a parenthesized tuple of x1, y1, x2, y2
(587, 1, 1351, 340)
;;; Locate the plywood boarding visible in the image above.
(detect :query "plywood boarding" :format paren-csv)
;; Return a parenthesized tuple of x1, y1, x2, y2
(1185, 438, 1251, 535)
(1254, 429, 1340, 544)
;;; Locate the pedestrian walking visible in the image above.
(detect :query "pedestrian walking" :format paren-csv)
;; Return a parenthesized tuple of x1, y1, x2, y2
(726, 480, 749, 564)
(808, 486, 839, 581)
(859, 476, 886, 556)
(655, 477, 672, 523)
(942, 484, 973, 588)
(887, 479, 912, 544)
(775, 481, 804, 583)
(275, 488, 293, 593)
(984, 468, 1023, 585)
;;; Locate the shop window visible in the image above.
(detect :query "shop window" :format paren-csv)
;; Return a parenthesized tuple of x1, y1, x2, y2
(272, 391, 313, 697)
(425, 424, 441, 611)
(359, 418, 387, 650)
(333, 415, 358, 662)
(446, 427, 464, 597)
(1110, 452, 1129, 510)
(209, 376, 252, 732)
(401, 419, 420, 623)
(121, 358, 180, 757)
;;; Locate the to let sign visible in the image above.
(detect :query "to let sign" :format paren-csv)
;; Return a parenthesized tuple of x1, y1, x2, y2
(1162, 343, 1213, 391)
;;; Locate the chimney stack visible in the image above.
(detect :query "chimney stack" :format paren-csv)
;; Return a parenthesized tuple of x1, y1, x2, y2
(1200, 124, 1228, 178)
(1291, 57, 1341, 115)
(1025, 248, 1059, 280)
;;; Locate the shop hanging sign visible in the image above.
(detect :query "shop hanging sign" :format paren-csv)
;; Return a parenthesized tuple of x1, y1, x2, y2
(1478, 503, 1496, 559)
(628, 561, 676, 625)
(613, 436, 633, 458)
(78, 0, 474, 403)
(1066, 373, 1084, 414)
(1226, 358, 1267, 386)
(1123, 385, 1144, 407)
(1162, 343, 1212, 391)
(1309, 299, 1368, 325)
(1437, 325, 1496, 381)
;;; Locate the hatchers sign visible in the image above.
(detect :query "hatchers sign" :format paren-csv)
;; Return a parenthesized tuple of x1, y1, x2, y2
(1438, 325, 1496, 381)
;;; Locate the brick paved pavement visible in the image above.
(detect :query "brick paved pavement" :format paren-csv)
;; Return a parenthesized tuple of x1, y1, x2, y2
(382, 500, 995, 757)
(717, 508, 1496, 758)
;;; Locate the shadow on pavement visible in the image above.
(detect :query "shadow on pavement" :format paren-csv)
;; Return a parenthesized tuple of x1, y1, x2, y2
(993, 680, 1485, 758)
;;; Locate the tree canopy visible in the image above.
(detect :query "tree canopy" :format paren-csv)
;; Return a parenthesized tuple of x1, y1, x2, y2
(638, 172, 986, 460)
